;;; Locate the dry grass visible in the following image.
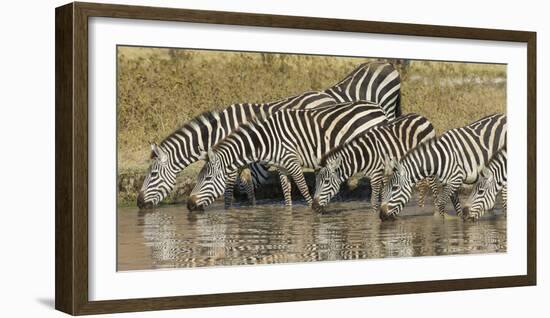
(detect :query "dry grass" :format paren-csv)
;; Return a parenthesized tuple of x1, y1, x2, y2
(117, 46, 506, 173)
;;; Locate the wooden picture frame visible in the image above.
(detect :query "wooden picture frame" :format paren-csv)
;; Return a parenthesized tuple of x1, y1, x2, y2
(55, 1, 536, 315)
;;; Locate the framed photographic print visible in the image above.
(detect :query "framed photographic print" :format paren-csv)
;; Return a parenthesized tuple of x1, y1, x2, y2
(55, 2, 537, 315)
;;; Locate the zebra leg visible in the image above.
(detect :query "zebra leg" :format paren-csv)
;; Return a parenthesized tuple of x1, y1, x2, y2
(428, 176, 440, 202)
(370, 172, 383, 213)
(416, 177, 439, 208)
(435, 180, 461, 217)
(223, 169, 238, 209)
(278, 170, 293, 206)
(416, 179, 428, 207)
(244, 178, 256, 206)
(450, 191, 464, 217)
(239, 168, 256, 206)
(284, 160, 313, 207)
(249, 163, 271, 206)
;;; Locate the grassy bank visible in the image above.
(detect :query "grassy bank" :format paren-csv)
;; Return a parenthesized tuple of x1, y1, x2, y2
(117, 47, 506, 206)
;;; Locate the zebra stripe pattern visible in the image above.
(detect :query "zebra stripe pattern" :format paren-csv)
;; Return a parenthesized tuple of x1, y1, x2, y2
(312, 113, 437, 213)
(187, 101, 388, 211)
(464, 148, 507, 220)
(324, 62, 401, 119)
(380, 113, 507, 220)
(136, 91, 336, 209)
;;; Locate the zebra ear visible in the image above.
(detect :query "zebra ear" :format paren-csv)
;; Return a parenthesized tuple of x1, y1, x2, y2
(483, 168, 494, 182)
(198, 150, 208, 160)
(383, 157, 396, 176)
(151, 143, 168, 163)
(328, 155, 343, 171)
(207, 148, 218, 163)
(395, 160, 405, 175)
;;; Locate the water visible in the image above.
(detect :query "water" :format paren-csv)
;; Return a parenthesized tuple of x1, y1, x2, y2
(117, 198, 506, 271)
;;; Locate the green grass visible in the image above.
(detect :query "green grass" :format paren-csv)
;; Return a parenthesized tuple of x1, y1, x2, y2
(117, 47, 506, 205)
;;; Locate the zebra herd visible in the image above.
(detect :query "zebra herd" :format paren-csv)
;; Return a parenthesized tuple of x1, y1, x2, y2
(136, 62, 507, 221)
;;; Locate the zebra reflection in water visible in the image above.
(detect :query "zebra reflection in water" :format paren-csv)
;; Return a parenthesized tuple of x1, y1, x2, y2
(121, 201, 506, 270)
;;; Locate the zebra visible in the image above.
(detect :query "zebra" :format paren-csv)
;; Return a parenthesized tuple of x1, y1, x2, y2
(136, 91, 336, 209)
(312, 113, 438, 213)
(186, 101, 388, 211)
(463, 148, 507, 220)
(379, 113, 507, 221)
(324, 62, 401, 119)
(138, 62, 403, 209)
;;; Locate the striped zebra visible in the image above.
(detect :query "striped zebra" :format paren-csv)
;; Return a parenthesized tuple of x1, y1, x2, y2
(312, 113, 437, 213)
(463, 148, 507, 220)
(324, 62, 401, 119)
(186, 101, 388, 211)
(380, 113, 507, 220)
(136, 91, 336, 209)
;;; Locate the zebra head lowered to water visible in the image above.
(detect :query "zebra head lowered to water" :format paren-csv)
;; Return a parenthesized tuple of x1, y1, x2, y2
(312, 113, 437, 213)
(137, 143, 178, 209)
(380, 113, 507, 221)
(187, 101, 388, 211)
(463, 148, 507, 221)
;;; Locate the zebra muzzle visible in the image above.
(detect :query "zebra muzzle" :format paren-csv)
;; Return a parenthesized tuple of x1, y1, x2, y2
(137, 191, 153, 210)
(311, 199, 324, 213)
(462, 206, 470, 218)
(187, 195, 203, 212)
(379, 203, 394, 221)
